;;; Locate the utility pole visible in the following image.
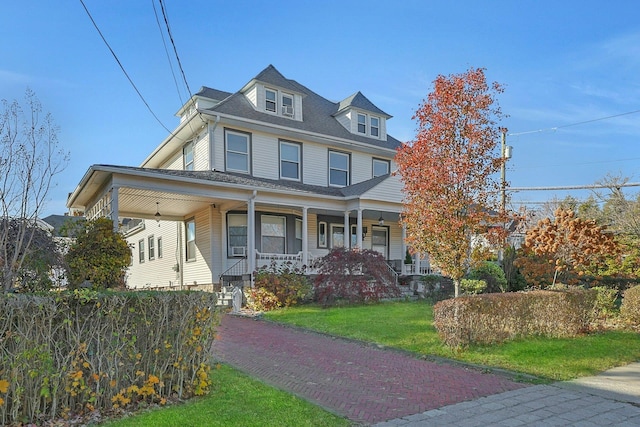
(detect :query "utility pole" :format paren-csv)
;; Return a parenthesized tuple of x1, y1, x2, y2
(500, 129, 512, 213)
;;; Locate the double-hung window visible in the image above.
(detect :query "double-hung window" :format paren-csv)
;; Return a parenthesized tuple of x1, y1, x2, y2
(185, 219, 196, 261)
(228, 214, 248, 257)
(282, 93, 294, 116)
(183, 141, 194, 171)
(370, 116, 380, 137)
(148, 235, 155, 261)
(280, 141, 301, 180)
(265, 88, 277, 112)
(261, 215, 286, 254)
(373, 158, 390, 177)
(225, 130, 250, 173)
(138, 239, 145, 263)
(357, 113, 367, 134)
(157, 237, 163, 259)
(329, 151, 350, 187)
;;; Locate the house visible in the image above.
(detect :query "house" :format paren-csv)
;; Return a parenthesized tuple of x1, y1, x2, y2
(66, 65, 428, 293)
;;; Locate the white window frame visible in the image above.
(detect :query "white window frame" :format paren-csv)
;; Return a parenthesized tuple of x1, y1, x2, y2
(294, 218, 303, 253)
(225, 129, 251, 174)
(138, 239, 145, 264)
(318, 221, 327, 248)
(370, 116, 380, 137)
(185, 218, 196, 262)
(261, 215, 287, 254)
(357, 113, 367, 134)
(157, 236, 163, 259)
(282, 93, 294, 117)
(183, 140, 194, 171)
(148, 235, 155, 261)
(373, 158, 390, 177)
(227, 213, 248, 258)
(280, 140, 301, 181)
(265, 88, 277, 113)
(329, 150, 350, 187)
(330, 224, 345, 248)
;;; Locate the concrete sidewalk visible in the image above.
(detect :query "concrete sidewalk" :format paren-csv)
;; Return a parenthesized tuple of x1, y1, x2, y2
(212, 314, 640, 426)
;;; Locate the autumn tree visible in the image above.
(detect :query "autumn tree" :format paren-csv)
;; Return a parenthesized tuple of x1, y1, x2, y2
(396, 67, 505, 297)
(0, 89, 69, 292)
(515, 208, 619, 287)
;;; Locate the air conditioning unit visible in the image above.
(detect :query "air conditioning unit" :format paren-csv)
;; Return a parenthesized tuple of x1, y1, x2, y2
(231, 246, 246, 257)
(282, 106, 294, 116)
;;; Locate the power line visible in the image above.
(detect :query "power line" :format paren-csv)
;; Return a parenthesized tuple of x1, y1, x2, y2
(79, 0, 173, 134)
(152, 0, 186, 105)
(509, 108, 640, 137)
(158, 0, 194, 99)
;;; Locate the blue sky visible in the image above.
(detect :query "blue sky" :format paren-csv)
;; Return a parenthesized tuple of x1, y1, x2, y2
(2, 1, 639, 217)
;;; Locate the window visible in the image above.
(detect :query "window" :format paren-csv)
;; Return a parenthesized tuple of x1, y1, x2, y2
(330, 224, 345, 248)
(329, 151, 350, 187)
(370, 116, 379, 137)
(261, 215, 286, 254)
(157, 237, 163, 259)
(294, 219, 303, 253)
(282, 93, 294, 116)
(148, 235, 155, 260)
(373, 158, 390, 177)
(265, 88, 277, 112)
(228, 214, 247, 257)
(225, 130, 250, 173)
(183, 141, 194, 171)
(357, 113, 366, 134)
(280, 141, 301, 180)
(371, 226, 388, 258)
(185, 219, 196, 261)
(318, 221, 327, 248)
(351, 225, 357, 247)
(138, 239, 145, 263)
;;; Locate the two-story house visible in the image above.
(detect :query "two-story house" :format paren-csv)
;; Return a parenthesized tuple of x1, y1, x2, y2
(66, 65, 420, 291)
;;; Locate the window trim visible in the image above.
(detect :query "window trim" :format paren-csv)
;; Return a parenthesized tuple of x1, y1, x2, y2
(148, 235, 155, 261)
(224, 128, 251, 174)
(227, 213, 248, 258)
(183, 140, 194, 171)
(357, 113, 367, 134)
(157, 236, 163, 259)
(370, 116, 380, 137)
(260, 214, 287, 254)
(372, 158, 390, 177)
(318, 221, 327, 248)
(138, 239, 145, 264)
(265, 88, 277, 113)
(279, 140, 301, 181)
(185, 218, 196, 262)
(281, 93, 294, 117)
(328, 150, 350, 187)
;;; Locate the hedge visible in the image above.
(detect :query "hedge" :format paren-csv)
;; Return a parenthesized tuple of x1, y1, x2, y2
(434, 289, 596, 348)
(621, 285, 640, 327)
(0, 290, 217, 425)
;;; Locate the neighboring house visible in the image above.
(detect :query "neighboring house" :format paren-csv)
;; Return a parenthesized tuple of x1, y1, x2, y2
(66, 65, 422, 291)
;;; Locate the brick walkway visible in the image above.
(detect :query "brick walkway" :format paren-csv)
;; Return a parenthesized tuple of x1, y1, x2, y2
(211, 314, 528, 425)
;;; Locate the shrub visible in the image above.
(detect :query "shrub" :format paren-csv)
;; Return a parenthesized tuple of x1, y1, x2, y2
(460, 279, 486, 295)
(434, 289, 596, 348)
(246, 287, 281, 312)
(466, 261, 507, 293)
(313, 248, 400, 307)
(621, 285, 640, 327)
(591, 286, 619, 319)
(253, 261, 312, 307)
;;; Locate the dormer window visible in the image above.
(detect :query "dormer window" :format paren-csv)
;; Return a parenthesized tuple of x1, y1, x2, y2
(282, 93, 294, 117)
(265, 89, 277, 112)
(370, 116, 380, 137)
(357, 113, 367, 134)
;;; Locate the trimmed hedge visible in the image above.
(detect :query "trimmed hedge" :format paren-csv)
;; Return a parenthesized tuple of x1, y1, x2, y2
(0, 290, 217, 425)
(434, 289, 596, 348)
(621, 285, 640, 327)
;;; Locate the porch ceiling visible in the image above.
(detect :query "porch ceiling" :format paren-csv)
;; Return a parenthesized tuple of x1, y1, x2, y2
(117, 187, 214, 221)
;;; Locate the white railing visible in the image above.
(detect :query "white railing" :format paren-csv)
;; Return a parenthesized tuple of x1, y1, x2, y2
(402, 263, 438, 276)
(386, 262, 399, 286)
(254, 251, 316, 273)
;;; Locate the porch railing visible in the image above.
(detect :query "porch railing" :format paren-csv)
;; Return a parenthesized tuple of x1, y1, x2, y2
(385, 262, 399, 286)
(219, 257, 248, 280)
(255, 251, 316, 273)
(402, 263, 438, 276)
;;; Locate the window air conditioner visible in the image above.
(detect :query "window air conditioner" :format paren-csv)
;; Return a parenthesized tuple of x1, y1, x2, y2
(231, 246, 246, 256)
(282, 106, 294, 116)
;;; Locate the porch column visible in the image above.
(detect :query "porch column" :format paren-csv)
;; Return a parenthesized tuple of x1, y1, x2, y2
(401, 224, 407, 274)
(110, 186, 119, 232)
(343, 211, 350, 249)
(221, 209, 228, 280)
(356, 208, 363, 248)
(302, 207, 308, 268)
(247, 195, 256, 274)
(415, 252, 422, 275)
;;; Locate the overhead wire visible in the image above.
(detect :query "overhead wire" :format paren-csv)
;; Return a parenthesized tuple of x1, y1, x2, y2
(79, 0, 174, 134)
(152, 0, 186, 106)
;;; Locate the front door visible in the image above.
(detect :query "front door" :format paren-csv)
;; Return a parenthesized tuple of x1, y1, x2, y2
(371, 226, 388, 259)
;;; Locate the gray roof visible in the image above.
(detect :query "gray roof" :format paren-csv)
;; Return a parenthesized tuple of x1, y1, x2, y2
(195, 87, 232, 102)
(42, 214, 84, 236)
(197, 65, 402, 151)
(98, 165, 388, 198)
(336, 91, 391, 118)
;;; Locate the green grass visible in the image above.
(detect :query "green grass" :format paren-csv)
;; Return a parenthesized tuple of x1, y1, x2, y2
(264, 300, 640, 381)
(103, 364, 350, 427)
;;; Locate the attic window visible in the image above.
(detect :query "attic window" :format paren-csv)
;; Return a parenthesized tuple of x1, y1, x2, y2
(266, 89, 277, 112)
(370, 117, 380, 137)
(357, 114, 367, 134)
(282, 93, 294, 116)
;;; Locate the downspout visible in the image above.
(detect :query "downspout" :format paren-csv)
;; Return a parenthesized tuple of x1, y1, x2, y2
(248, 190, 257, 279)
(209, 115, 220, 171)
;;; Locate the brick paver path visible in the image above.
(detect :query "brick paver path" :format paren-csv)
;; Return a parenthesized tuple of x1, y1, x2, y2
(211, 314, 529, 425)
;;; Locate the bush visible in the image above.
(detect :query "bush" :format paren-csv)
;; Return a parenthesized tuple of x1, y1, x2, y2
(253, 261, 312, 308)
(433, 289, 596, 348)
(0, 290, 217, 425)
(313, 248, 400, 307)
(591, 286, 619, 319)
(460, 279, 486, 295)
(621, 285, 640, 327)
(466, 261, 507, 293)
(246, 287, 281, 312)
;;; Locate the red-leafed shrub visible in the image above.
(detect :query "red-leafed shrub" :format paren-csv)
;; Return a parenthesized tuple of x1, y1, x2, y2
(313, 248, 401, 307)
(621, 285, 640, 327)
(434, 289, 596, 347)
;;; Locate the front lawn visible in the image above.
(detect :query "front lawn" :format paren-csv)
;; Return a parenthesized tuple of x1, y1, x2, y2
(264, 300, 640, 381)
(103, 364, 350, 427)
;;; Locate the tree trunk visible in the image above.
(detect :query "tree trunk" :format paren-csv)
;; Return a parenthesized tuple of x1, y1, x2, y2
(453, 278, 461, 298)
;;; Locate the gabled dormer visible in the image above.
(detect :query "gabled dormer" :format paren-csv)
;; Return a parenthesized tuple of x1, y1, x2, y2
(240, 65, 304, 121)
(177, 87, 232, 123)
(334, 92, 391, 141)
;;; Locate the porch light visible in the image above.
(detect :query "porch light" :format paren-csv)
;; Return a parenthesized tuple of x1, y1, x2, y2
(378, 213, 384, 226)
(155, 202, 161, 224)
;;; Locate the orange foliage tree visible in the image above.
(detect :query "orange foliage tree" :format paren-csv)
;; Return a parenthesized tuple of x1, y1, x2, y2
(515, 208, 620, 287)
(396, 68, 505, 297)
